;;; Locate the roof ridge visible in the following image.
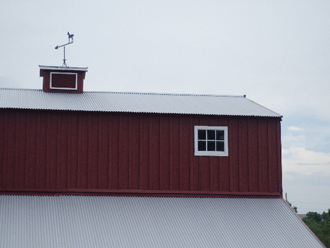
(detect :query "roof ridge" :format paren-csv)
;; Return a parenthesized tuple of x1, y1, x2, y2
(0, 88, 42, 92)
(0, 88, 244, 98)
(82, 91, 244, 98)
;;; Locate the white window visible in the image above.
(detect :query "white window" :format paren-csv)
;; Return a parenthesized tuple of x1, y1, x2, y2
(50, 72, 78, 90)
(194, 126, 228, 156)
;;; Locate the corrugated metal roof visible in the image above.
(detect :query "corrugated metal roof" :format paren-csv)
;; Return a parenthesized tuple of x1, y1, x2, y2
(0, 88, 281, 117)
(0, 195, 323, 248)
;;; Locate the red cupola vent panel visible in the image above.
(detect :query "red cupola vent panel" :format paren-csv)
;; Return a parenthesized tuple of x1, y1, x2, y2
(39, 65, 88, 93)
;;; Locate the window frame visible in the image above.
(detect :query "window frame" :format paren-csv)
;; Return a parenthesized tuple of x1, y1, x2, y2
(194, 126, 228, 157)
(50, 72, 78, 90)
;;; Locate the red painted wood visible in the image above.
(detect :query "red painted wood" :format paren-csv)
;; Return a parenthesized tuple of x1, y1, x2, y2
(170, 115, 180, 190)
(0, 187, 282, 198)
(4, 111, 15, 188)
(59, 113, 69, 188)
(40, 69, 86, 94)
(128, 115, 139, 189)
(149, 115, 160, 190)
(189, 116, 199, 191)
(107, 114, 114, 189)
(15, 111, 26, 188)
(198, 116, 210, 191)
(67, 113, 78, 188)
(159, 115, 170, 190)
(26, 111, 37, 188)
(88, 113, 99, 189)
(248, 118, 259, 192)
(98, 113, 109, 189)
(139, 114, 149, 190)
(229, 117, 239, 192)
(36, 112, 47, 189)
(118, 114, 129, 189)
(0, 112, 5, 188)
(179, 117, 190, 191)
(111, 114, 119, 189)
(277, 121, 283, 194)
(218, 116, 229, 191)
(208, 116, 219, 192)
(0, 109, 282, 197)
(77, 113, 87, 189)
(239, 119, 249, 192)
(258, 118, 269, 192)
(268, 119, 278, 192)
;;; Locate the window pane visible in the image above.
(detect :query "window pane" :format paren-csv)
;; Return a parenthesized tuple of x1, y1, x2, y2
(198, 130, 206, 140)
(216, 130, 224, 140)
(207, 130, 215, 140)
(207, 141, 215, 151)
(198, 141, 206, 151)
(216, 141, 224, 151)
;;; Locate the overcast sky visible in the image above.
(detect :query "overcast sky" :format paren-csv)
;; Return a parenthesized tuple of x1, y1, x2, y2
(1, 0, 329, 214)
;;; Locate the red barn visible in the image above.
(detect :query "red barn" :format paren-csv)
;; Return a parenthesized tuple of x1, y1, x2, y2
(0, 66, 325, 247)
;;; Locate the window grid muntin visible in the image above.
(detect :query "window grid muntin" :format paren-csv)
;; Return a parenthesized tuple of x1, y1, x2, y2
(198, 129, 225, 152)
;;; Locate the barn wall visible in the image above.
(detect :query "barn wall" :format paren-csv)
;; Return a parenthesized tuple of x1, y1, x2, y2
(0, 109, 282, 197)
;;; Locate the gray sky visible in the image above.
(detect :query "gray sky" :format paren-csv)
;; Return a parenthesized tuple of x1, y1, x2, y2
(1, 0, 329, 214)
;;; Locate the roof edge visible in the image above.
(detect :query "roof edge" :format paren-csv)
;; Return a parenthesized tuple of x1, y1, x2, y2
(39, 65, 88, 71)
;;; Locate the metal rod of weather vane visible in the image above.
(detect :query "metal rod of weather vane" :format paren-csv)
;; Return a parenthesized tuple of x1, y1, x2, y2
(63, 46, 66, 66)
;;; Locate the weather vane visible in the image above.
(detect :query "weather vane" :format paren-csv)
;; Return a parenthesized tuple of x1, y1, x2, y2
(55, 32, 74, 67)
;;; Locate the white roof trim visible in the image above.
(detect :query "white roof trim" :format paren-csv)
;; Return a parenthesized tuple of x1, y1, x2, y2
(39, 65, 88, 71)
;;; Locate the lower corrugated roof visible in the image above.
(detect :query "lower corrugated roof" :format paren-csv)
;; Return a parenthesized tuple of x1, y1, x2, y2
(0, 195, 322, 248)
(0, 88, 282, 117)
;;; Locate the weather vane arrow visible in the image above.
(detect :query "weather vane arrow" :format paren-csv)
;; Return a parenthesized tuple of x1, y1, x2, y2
(55, 32, 74, 67)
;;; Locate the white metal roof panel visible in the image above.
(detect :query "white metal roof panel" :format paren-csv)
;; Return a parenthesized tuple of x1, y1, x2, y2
(0, 195, 323, 248)
(39, 65, 88, 71)
(0, 88, 281, 117)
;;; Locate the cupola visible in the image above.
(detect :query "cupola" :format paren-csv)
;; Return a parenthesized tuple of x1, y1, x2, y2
(39, 66, 87, 93)
(40, 32, 87, 93)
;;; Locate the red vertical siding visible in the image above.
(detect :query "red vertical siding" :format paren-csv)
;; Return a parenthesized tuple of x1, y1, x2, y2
(170, 115, 180, 190)
(4, 111, 15, 188)
(111, 114, 120, 189)
(15, 111, 26, 188)
(128, 114, 140, 189)
(248, 118, 259, 192)
(239, 119, 248, 192)
(77, 113, 88, 189)
(258, 118, 269, 192)
(118, 114, 129, 189)
(198, 116, 210, 191)
(218, 117, 230, 192)
(229, 118, 239, 192)
(0, 112, 4, 188)
(159, 115, 170, 190)
(179, 117, 190, 191)
(58, 113, 68, 189)
(0, 109, 282, 197)
(68, 113, 78, 188)
(88, 113, 99, 189)
(139, 114, 149, 190)
(149, 115, 160, 190)
(189, 116, 199, 191)
(268, 119, 279, 192)
(36, 112, 47, 189)
(208, 116, 219, 192)
(277, 121, 283, 193)
(98, 113, 109, 189)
